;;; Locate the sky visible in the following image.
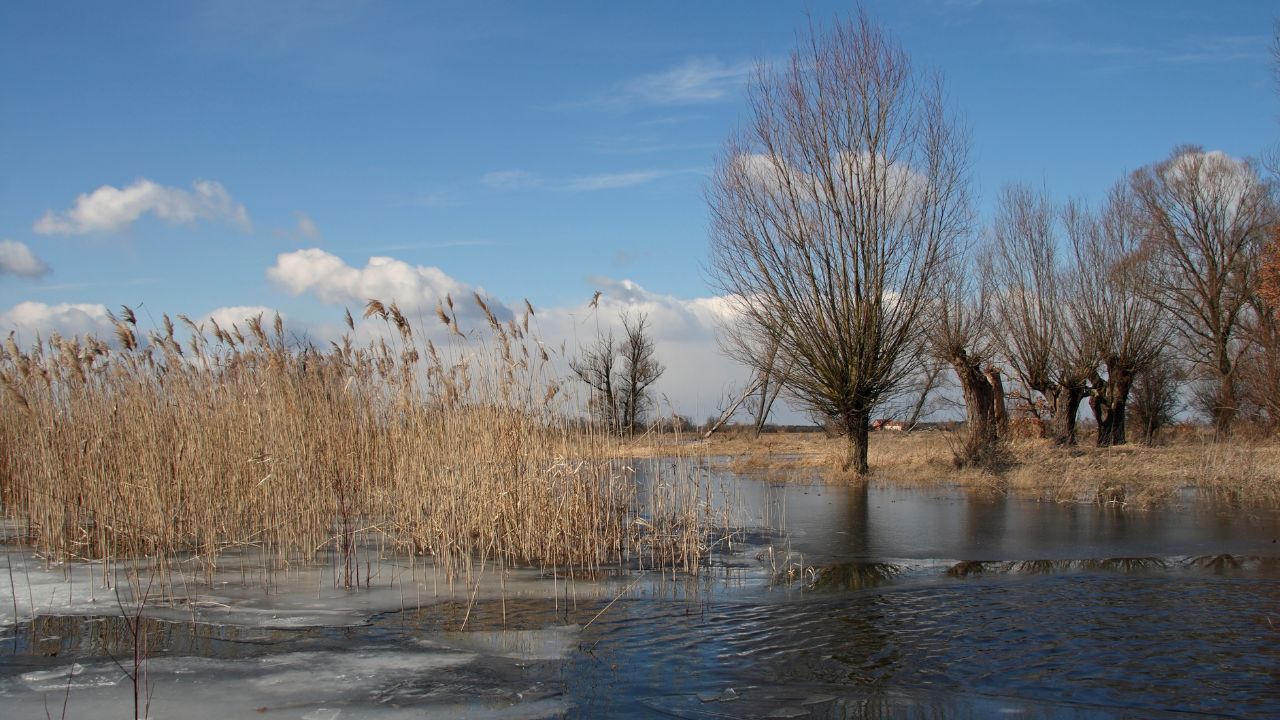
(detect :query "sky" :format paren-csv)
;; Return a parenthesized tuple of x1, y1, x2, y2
(1, 1, 1276, 422)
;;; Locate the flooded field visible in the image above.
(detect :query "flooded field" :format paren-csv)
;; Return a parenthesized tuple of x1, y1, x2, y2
(3, 463, 1278, 719)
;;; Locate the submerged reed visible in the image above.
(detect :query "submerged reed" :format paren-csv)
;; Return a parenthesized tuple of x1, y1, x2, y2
(0, 298, 715, 586)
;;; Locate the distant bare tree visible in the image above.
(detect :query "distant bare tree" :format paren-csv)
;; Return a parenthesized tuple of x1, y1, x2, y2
(1128, 348, 1185, 445)
(1132, 147, 1276, 434)
(988, 184, 1089, 445)
(1064, 180, 1168, 446)
(617, 312, 665, 434)
(570, 329, 619, 432)
(707, 14, 971, 473)
(930, 250, 1006, 464)
(719, 316, 788, 437)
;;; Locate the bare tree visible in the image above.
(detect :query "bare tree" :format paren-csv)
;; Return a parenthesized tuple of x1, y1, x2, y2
(1131, 147, 1276, 434)
(570, 329, 619, 432)
(988, 184, 1090, 445)
(617, 312, 665, 434)
(1064, 180, 1168, 446)
(1128, 347, 1185, 445)
(707, 14, 971, 474)
(899, 357, 946, 432)
(930, 249, 1006, 464)
(719, 315, 788, 437)
(1237, 227, 1280, 427)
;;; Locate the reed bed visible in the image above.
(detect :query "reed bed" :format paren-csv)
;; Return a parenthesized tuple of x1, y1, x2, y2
(0, 298, 716, 586)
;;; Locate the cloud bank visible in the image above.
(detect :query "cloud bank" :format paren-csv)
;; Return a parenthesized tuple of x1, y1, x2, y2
(1, 301, 113, 340)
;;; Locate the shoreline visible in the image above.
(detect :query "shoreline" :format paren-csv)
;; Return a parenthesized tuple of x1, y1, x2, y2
(607, 430, 1280, 509)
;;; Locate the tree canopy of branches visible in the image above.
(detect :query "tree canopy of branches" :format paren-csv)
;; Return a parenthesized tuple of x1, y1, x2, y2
(707, 14, 970, 474)
(988, 184, 1090, 445)
(1064, 181, 1168, 446)
(569, 311, 665, 435)
(1132, 147, 1276, 434)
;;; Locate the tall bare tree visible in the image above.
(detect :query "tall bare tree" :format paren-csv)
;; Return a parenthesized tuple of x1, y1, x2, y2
(988, 184, 1089, 445)
(930, 250, 1006, 464)
(707, 14, 970, 474)
(1131, 147, 1276, 434)
(1064, 181, 1168, 446)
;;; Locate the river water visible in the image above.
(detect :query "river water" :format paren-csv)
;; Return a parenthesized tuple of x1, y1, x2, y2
(2, 463, 1278, 718)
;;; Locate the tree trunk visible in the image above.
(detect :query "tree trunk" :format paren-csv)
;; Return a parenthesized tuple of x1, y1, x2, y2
(951, 355, 999, 465)
(1091, 367, 1134, 447)
(1211, 371, 1236, 438)
(985, 366, 1008, 438)
(842, 411, 871, 475)
(1047, 385, 1084, 446)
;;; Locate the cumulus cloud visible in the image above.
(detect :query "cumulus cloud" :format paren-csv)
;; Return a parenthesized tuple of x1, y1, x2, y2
(0, 301, 113, 340)
(0, 240, 50, 278)
(1162, 149, 1263, 221)
(267, 248, 511, 322)
(34, 179, 252, 235)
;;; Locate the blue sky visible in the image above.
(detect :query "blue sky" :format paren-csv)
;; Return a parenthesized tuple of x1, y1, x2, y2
(1, 1, 1276, 419)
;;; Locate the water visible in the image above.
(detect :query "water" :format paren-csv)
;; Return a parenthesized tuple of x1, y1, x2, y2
(3, 465, 1278, 718)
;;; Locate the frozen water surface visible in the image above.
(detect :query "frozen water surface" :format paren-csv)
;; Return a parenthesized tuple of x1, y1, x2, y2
(3, 466, 1279, 718)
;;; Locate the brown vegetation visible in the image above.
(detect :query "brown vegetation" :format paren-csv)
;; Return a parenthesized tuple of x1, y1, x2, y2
(0, 300, 716, 586)
(610, 429, 1280, 508)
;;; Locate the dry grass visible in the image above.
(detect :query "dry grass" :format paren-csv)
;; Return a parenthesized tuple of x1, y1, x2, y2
(0, 299, 718, 587)
(610, 429, 1280, 508)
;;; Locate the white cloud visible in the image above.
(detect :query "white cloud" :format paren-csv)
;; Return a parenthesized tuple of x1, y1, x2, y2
(601, 58, 756, 108)
(481, 170, 542, 190)
(529, 276, 753, 422)
(34, 179, 252, 235)
(730, 150, 931, 225)
(1163, 149, 1263, 221)
(266, 248, 511, 322)
(1, 301, 113, 340)
(486, 168, 695, 193)
(0, 240, 50, 278)
(203, 305, 283, 331)
(566, 171, 667, 192)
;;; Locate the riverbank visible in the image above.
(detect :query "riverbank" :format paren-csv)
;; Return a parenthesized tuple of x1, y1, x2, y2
(611, 430, 1280, 508)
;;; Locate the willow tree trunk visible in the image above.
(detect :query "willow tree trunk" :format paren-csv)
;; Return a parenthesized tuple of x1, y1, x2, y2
(1046, 385, 1084, 446)
(1091, 367, 1134, 447)
(985, 367, 1009, 438)
(950, 356, 1002, 465)
(842, 411, 871, 475)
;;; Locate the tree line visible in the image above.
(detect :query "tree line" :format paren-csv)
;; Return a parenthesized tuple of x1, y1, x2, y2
(706, 13, 1280, 473)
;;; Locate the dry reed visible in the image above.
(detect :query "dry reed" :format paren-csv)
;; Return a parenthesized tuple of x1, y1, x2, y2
(0, 299, 717, 587)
